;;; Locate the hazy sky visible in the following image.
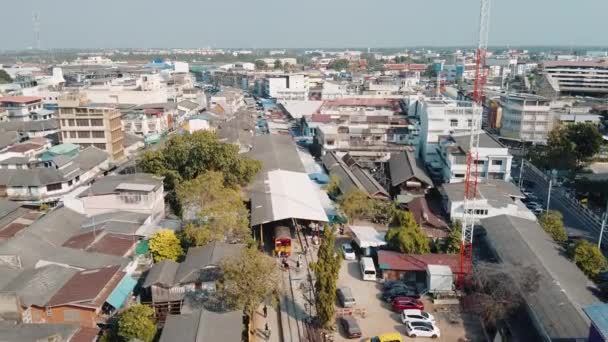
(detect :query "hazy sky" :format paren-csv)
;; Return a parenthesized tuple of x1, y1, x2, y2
(3, 0, 608, 49)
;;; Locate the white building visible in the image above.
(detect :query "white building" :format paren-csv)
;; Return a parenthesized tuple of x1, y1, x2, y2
(541, 60, 608, 96)
(499, 93, 552, 144)
(438, 132, 512, 183)
(77, 173, 165, 221)
(418, 97, 482, 162)
(264, 74, 308, 102)
(441, 180, 535, 222)
(0, 96, 44, 121)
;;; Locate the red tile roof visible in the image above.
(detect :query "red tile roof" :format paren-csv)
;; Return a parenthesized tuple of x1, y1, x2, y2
(0, 96, 42, 104)
(310, 114, 333, 123)
(377, 250, 459, 273)
(0, 222, 27, 239)
(408, 197, 449, 231)
(62, 230, 100, 250)
(21, 211, 42, 221)
(5, 142, 44, 153)
(88, 234, 137, 257)
(46, 265, 121, 308)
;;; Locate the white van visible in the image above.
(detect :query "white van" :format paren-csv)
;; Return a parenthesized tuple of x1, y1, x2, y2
(359, 257, 376, 281)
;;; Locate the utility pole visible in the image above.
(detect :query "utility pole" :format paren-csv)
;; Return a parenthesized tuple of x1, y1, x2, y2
(546, 179, 552, 212)
(598, 200, 608, 249)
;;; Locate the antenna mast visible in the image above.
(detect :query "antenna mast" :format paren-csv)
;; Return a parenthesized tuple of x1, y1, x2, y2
(33, 12, 41, 50)
(457, 0, 490, 288)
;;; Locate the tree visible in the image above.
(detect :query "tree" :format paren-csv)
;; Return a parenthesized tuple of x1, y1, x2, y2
(273, 59, 283, 69)
(254, 60, 267, 70)
(311, 226, 342, 328)
(538, 210, 567, 243)
(149, 229, 184, 262)
(545, 123, 603, 170)
(385, 210, 430, 254)
(468, 262, 540, 327)
(324, 175, 341, 198)
(565, 123, 603, 165)
(137, 131, 261, 212)
(177, 171, 250, 245)
(117, 304, 157, 342)
(571, 240, 607, 279)
(329, 59, 350, 71)
(443, 220, 462, 254)
(338, 189, 373, 223)
(219, 247, 280, 317)
(0, 70, 12, 84)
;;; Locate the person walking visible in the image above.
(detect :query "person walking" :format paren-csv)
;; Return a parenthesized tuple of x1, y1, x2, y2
(263, 304, 268, 318)
(265, 323, 271, 340)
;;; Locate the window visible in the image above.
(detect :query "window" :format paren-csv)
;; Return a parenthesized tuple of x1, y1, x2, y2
(492, 160, 503, 166)
(76, 119, 89, 126)
(474, 209, 489, 216)
(92, 131, 105, 138)
(46, 183, 62, 192)
(75, 176, 80, 182)
(454, 173, 465, 178)
(90, 119, 103, 126)
(450, 119, 458, 127)
(68, 180, 73, 186)
(63, 309, 80, 322)
(119, 192, 145, 204)
(467, 119, 473, 127)
(77, 131, 90, 138)
(68, 119, 75, 127)
(93, 143, 106, 150)
(474, 160, 485, 165)
(69, 131, 77, 139)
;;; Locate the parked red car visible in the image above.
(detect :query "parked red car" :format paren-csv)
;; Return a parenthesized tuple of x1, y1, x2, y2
(391, 297, 424, 312)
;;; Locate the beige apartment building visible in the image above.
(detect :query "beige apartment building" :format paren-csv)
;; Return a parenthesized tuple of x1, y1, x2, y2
(58, 94, 125, 160)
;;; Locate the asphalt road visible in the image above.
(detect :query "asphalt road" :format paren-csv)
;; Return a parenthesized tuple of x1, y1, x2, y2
(516, 160, 607, 247)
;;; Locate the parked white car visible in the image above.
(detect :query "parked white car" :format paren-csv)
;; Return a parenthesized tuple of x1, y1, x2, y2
(341, 243, 356, 260)
(405, 321, 441, 338)
(401, 309, 435, 324)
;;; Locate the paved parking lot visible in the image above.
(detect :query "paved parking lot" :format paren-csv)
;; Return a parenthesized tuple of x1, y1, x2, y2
(333, 259, 485, 342)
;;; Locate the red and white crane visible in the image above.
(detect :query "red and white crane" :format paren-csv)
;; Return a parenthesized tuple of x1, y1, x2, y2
(457, 0, 491, 288)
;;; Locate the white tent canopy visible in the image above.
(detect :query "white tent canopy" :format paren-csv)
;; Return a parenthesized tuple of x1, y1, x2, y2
(251, 169, 328, 226)
(350, 225, 387, 249)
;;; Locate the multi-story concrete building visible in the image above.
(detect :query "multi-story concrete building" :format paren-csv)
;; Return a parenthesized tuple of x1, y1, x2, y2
(540, 60, 608, 97)
(0, 96, 44, 121)
(418, 98, 482, 162)
(499, 93, 552, 144)
(264, 74, 308, 102)
(58, 94, 125, 160)
(438, 132, 512, 183)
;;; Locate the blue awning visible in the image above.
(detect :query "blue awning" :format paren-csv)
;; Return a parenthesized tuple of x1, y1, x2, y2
(106, 275, 137, 309)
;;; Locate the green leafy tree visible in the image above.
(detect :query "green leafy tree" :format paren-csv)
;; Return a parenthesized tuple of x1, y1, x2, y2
(538, 210, 567, 243)
(117, 304, 157, 342)
(311, 226, 342, 328)
(273, 59, 283, 69)
(149, 229, 184, 262)
(545, 123, 603, 170)
(219, 247, 280, 317)
(443, 220, 462, 254)
(177, 171, 250, 245)
(571, 240, 607, 278)
(137, 131, 261, 212)
(338, 189, 373, 223)
(385, 211, 430, 254)
(0, 70, 12, 84)
(254, 60, 267, 70)
(329, 59, 350, 71)
(325, 175, 341, 198)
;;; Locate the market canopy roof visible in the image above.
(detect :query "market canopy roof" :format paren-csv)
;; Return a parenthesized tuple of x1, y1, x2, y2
(251, 169, 328, 226)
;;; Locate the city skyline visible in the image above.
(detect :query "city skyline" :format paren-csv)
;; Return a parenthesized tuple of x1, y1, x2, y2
(3, 0, 608, 50)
